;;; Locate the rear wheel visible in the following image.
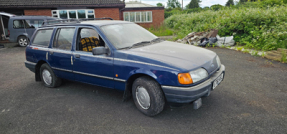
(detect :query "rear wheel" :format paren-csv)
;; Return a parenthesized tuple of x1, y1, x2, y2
(18, 36, 29, 47)
(132, 76, 165, 116)
(40, 63, 62, 88)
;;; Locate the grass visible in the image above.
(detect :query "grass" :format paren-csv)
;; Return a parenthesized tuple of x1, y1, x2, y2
(148, 25, 174, 37)
(281, 50, 287, 63)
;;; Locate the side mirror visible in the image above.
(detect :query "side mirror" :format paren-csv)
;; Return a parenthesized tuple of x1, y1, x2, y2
(92, 47, 107, 55)
(30, 25, 35, 28)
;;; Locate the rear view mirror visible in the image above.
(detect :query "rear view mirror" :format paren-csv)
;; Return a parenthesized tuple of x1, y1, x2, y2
(92, 47, 107, 55)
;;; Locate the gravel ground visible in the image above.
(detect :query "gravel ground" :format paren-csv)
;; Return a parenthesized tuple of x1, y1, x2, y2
(0, 47, 286, 134)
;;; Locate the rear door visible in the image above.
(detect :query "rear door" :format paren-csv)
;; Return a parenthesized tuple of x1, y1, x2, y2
(48, 27, 76, 80)
(72, 27, 114, 88)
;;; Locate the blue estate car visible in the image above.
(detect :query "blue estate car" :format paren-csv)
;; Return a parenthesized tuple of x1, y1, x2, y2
(25, 20, 225, 116)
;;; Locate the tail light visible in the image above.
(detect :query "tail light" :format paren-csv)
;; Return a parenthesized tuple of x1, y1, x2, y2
(8, 30, 10, 36)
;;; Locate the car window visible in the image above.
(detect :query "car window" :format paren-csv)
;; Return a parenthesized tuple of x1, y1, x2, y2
(25, 20, 44, 28)
(32, 29, 53, 47)
(53, 28, 75, 50)
(13, 20, 33, 29)
(76, 28, 106, 52)
(101, 23, 157, 49)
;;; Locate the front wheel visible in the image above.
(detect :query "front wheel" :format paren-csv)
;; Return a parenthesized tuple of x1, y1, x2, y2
(132, 76, 165, 116)
(40, 63, 62, 88)
(18, 36, 29, 47)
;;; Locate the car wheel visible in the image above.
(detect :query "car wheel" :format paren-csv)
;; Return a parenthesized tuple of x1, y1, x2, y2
(132, 76, 165, 116)
(18, 36, 29, 47)
(40, 63, 62, 88)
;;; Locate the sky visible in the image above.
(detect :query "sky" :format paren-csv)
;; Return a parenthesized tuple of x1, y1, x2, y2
(125, 0, 229, 8)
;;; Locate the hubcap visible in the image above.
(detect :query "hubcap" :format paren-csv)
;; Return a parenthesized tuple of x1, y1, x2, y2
(42, 69, 52, 85)
(136, 86, 150, 109)
(19, 38, 28, 46)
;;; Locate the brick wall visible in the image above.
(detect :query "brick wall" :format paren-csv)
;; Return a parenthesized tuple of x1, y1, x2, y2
(121, 9, 164, 28)
(94, 8, 120, 20)
(24, 9, 52, 16)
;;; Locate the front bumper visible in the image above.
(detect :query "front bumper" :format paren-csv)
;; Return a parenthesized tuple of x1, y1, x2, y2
(161, 65, 225, 104)
(25, 61, 36, 73)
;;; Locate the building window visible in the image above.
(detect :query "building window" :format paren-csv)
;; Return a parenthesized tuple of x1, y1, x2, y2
(123, 11, 152, 23)
(52, 9, 95, 19)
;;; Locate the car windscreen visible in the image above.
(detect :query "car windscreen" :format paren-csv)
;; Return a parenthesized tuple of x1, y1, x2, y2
(100, 23, 157, 49)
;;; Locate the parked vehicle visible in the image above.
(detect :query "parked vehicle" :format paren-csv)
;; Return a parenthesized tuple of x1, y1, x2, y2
(0, 13, 59, 46)
(0, 12, 15, 41)
(25, 19, 225, 116)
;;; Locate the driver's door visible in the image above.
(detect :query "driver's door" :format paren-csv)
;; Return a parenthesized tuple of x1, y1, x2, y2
(72, 27, 114, 88)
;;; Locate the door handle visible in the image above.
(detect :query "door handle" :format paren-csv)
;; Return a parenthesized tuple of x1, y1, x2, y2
(49, 51, 54, 55)
(75, 54, 80, 58)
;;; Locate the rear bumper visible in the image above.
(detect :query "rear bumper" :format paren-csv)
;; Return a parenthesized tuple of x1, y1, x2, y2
(25, 61, 36, 73)
(161, 65, 225, 104)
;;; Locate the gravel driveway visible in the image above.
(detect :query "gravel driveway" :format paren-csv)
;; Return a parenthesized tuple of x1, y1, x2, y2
(0, 47, 286, 134)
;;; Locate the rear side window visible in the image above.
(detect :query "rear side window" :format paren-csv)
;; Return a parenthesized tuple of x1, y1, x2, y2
(53, 28, 75, 50)
(32, 29, 53, 47)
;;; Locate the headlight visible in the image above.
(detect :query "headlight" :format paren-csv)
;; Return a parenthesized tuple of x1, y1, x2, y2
(189, 68, 208, 83)
(216, 55, 221, 67)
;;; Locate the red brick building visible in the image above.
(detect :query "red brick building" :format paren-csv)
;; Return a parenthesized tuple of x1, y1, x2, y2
(0, 0, 164, 28)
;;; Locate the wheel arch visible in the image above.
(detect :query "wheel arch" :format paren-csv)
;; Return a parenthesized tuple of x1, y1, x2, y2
(123, 71, 165, 101)
(35, 60, 47, 81)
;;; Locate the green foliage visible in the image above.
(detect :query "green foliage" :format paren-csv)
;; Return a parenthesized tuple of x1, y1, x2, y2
(281, 50, 287, 63)
(164, 3, 287, 51)
(225, 0, 235, 6)
(167, 0, 181, 8)
(210, 4, 224, 11)
(157, 3, 164, 7)
(186, 0, 202, 9)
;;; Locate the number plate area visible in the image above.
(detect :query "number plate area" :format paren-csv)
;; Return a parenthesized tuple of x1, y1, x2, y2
(193, 98, 202, 110)
(212, 73, 224, 89)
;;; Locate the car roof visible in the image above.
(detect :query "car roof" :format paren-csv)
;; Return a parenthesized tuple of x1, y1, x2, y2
(0, 12, 16, 17)
(42, 20, 133, 27)
(10, 16, 59, 20)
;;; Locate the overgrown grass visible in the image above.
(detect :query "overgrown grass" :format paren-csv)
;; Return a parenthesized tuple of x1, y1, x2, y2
(148, 25, 173, 37)
(164, 2, 287, 51)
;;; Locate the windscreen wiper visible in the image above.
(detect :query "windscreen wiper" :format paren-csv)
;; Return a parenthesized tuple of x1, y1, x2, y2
(131, 41, 151, 48)
(118, 41, 151, 50)
(151, 38, 162, 43)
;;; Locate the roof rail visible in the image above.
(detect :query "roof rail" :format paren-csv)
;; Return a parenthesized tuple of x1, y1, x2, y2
(42, 17, 113, 26)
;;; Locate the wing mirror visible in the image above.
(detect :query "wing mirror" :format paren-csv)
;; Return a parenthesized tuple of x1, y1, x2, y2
(92, 47, 108, 55)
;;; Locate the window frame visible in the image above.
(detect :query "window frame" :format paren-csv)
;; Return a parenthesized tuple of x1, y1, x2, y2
(52, 27, 76, 51)
(51, 9, 95, 19)
(123, 11, 153, 23)
(75, 27, 110, 54)
(31, 28, 54, 47)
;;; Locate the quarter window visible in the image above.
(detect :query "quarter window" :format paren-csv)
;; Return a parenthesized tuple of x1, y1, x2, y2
(32, 29, 53, 47)
(53, 28, 75, 50)
(25, 20, 44, 28)
(123, 11, 152, 23)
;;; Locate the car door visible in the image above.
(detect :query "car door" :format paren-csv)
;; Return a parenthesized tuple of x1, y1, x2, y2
(48, 27, 75, 80)
(72, 27, 114, 89)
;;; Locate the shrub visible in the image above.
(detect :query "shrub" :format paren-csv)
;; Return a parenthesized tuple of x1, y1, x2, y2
(164, 4, 287, 50)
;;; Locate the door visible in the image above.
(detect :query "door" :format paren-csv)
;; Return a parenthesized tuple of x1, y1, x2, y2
(0, 15, 5, 40)
(72, 27, 114, 88)
(25, 19, 41, 39)
(48, 27, 75, 80)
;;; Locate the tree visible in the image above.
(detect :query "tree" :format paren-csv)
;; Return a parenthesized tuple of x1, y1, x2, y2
(225, 0, 234, 6)
(186, 0, 202, 9)
(167, 0, 181, 8)
(210, 4, 224, 11)
(157, 3, 164, 7)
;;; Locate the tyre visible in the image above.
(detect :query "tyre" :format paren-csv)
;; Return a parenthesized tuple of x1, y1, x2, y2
(18, 36, 29, 47)
(40, 63, 62, 88)
(132, 76, 165, 116)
